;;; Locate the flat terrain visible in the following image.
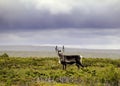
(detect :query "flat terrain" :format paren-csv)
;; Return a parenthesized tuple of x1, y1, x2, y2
(0, 46, 120, 58)
(0, 46, 120, 85)
(0, 54, 120, 86)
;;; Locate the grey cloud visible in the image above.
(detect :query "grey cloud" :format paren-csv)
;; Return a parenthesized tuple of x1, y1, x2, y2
(0, 0, 120, 31)
(0, 28, 120, 49)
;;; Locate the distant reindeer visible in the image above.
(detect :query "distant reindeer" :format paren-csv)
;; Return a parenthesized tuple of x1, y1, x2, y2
(55, 46, 84, 70)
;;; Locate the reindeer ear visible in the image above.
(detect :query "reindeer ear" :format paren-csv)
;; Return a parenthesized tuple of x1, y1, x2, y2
(62, 46, 64, 52)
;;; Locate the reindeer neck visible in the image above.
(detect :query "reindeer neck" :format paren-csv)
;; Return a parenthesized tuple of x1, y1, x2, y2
(58, 52, 63, 57)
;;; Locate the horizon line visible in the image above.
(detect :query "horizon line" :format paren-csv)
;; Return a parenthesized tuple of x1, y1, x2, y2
(0, 44, 120, 50)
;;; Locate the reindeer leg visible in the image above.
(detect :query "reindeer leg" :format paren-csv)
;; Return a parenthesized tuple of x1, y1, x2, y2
(79, 62, 84, 67)
(63, 64, 66, 70)
(62, 64, 64, 70)
(76, 64, 80, 70)
(64, 64, 67, 70)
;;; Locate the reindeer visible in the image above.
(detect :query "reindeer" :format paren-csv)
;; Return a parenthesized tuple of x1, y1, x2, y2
(55, 46, 84, 70)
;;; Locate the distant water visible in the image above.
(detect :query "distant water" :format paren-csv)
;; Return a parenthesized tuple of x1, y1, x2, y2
(0, 45, 120, 59)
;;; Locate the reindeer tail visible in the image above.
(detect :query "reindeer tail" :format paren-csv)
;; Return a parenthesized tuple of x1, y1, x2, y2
(80, 55, 83, 64)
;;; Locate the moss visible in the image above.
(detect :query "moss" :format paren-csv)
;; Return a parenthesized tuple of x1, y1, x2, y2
(0, 57, 120, 86)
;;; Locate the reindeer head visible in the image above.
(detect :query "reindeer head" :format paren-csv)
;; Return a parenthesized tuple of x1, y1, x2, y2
(55, 46, 64, 54)
(55, 46, 65, 63)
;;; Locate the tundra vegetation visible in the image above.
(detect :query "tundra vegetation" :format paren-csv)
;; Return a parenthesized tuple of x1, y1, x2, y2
(0, 53, 120, 86)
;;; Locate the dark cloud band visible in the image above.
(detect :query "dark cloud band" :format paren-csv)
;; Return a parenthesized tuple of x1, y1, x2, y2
(0, 0, 120, 31)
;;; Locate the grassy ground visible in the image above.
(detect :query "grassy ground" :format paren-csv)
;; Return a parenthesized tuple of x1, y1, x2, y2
(0, 53, 120, 86)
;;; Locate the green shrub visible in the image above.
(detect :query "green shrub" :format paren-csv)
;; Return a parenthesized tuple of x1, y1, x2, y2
(0, 53, 9, 58)
(0, 57, 120, 86)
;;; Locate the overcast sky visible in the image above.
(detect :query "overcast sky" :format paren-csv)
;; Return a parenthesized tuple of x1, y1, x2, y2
(0, 0, 120, 49)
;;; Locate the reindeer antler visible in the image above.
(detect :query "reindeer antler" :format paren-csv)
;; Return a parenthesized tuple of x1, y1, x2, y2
(55, 46, 58, 52)
(62, 46, 64, 53)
